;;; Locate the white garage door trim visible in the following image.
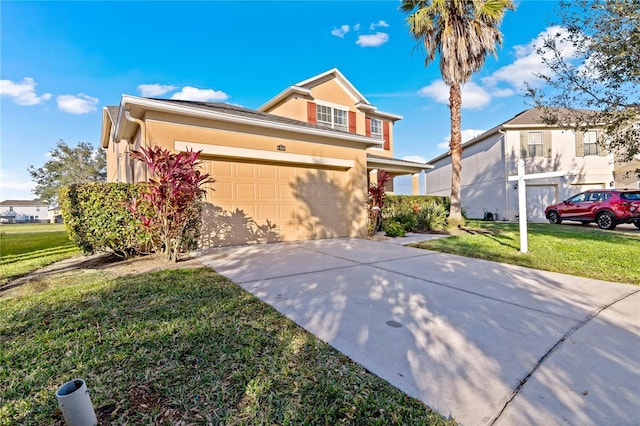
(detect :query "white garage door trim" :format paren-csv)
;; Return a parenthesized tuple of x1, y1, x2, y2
(175, 141, 354, 170)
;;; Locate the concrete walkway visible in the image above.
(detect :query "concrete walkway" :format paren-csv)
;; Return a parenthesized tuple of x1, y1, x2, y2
(197, 236, 640, 425)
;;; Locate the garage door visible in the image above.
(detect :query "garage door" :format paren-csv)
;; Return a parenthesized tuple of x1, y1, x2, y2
(200, 160, 351, 246)
(526, 185, 557, 221)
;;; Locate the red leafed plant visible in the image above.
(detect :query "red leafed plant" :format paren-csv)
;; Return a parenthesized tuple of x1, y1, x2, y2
(130, 145, 213, 262)
(368, 169, 391, 235)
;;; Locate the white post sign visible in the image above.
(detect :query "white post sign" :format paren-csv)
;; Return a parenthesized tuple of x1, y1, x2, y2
(517, 160, 528, 253)
(508, 161, 577, 253)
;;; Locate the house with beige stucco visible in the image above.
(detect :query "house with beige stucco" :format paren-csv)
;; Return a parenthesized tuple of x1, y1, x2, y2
(101, 68, 430, 246)
(425, 108, 640, 222)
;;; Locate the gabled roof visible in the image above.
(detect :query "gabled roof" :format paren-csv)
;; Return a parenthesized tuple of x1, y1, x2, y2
(258, 68, 402, 121)
(101, 95, 384, 149)
(0, 200, 48, 206)
(426, 107, 597, 164)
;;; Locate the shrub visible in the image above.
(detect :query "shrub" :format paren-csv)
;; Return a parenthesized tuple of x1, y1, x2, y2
(383, 219, 406, 237)
(414, 201, 447, 231)
(380, 195, 449, 232)
(60, 183, 149, 257)
(367, 169, 391, 236)
(130, 146, 213, 262)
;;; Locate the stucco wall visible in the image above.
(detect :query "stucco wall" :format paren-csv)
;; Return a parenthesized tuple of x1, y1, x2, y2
(426, 127, 616, 222)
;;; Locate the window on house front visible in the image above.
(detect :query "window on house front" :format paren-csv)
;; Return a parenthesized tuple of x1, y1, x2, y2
(317, 104, 349, 131)
(583, 131, 599, 155)
(370, 118, 383, 139)
(9, 206, 13, 211)
(528, 132, 543, 157)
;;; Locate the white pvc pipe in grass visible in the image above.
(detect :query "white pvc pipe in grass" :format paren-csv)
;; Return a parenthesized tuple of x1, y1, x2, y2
(55, 379, 97, 426)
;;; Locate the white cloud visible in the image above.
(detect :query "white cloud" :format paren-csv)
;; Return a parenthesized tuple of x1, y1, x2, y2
(137, 84, 177, 97)
(438, 129, 487, 150)
(0, 77, 51, 106)
(353, 23, 361, 32)
(403, 155, 427, 164)
(482, 25, 579, 90)
(491, 87, 515, 97)
(370, 20, 389, 30)
(56, 93, 99, 114)
(418, 80, 490, 109)
(356, 32, 389, 47)
(170, 86, 229, 102)
(0, 168, 36, 200)
(331, 25, 350, 38)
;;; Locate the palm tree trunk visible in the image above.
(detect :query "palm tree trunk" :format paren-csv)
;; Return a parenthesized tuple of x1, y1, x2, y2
(448, 83, 465, 225)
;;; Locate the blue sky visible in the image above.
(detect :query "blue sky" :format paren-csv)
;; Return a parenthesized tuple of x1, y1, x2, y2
(1, 0, 564, 199)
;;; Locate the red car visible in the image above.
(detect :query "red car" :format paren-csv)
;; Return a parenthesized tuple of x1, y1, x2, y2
(544, 189, 640, 230)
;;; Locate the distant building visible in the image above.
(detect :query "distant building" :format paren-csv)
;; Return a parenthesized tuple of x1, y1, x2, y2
(425, 108, 640, 222)
(0, 200, 49, 223)
(48, 205, 63, 223)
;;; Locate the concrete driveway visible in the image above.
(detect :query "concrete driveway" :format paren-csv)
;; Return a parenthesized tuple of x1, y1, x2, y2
(197, 236, 640, 425)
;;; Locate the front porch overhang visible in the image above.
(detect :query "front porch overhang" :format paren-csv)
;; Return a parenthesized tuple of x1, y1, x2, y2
(366, 153, 432, 176)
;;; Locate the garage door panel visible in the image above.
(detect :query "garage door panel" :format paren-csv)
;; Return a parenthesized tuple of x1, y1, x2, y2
(203, 160, 352, 245)
(258, 204, 277, 219)
(258, 184, 277, 199)
(211, 162, 232, 177)
(236, 183, 255, 198)
(213, 182, 233, 199)
(235, 163, 255, 178)
(526, 185, 556, 221)
(258, 164, 276, 179)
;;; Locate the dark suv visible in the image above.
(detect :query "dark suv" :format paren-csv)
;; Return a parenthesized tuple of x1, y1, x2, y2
(545, 189, 640, 230)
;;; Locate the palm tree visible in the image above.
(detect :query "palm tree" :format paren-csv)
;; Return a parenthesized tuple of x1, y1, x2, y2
(401, 0, 514, 225)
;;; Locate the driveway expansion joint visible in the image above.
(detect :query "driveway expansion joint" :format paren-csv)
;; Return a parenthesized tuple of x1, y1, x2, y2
(486, 287, 640, 426)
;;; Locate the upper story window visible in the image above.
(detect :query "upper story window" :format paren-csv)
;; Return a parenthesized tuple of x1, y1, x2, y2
(527, 131, 543, 157)
(317, 104, 348, 132)
(520, 130, 551, 158)
(583, 130, 599, 156)
(576, 129, 605, 157)
(370, 118, 383, 139)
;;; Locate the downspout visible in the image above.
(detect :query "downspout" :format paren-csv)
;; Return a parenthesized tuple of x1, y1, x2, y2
(125, 111, 148, 181)
(499, 129, 509, 221)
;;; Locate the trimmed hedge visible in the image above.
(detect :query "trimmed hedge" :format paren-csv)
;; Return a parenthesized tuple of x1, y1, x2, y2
(60, 183, 150, 257)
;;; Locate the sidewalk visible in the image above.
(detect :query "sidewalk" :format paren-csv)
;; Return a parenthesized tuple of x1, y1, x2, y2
(197, 237, 640, 425)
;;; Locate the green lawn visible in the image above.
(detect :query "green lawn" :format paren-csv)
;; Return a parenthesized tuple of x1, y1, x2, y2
(413, 221, 640, 285)
(1, 224, 80, 285)
(0, 223, 67, 234)
(0, 268, 452, 425)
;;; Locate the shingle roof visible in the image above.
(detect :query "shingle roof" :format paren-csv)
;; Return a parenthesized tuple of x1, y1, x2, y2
(147, 98, 356, 137)
(0, 200, 48, 206)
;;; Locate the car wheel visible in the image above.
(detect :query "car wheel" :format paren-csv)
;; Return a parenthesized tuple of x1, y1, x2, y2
(547, 210, 562, 224)
(596, 211, 616, 230)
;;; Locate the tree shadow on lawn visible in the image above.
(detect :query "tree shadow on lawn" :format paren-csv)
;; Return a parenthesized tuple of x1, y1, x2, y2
(1, 268, 446, 425)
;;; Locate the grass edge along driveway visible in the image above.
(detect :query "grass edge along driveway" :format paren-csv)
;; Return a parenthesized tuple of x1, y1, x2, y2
(412, 221, 640, 285)
(0, 268, 455, 425)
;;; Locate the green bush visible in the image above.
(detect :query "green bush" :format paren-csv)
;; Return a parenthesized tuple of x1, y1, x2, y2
(414, 201, 447, 231)
(383, 220, 406, 237)
(60, 183, 150, 257)
(382, 195, 449, 232)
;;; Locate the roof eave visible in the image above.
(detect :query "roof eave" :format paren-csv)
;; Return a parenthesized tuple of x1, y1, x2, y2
(367, 156, 433, 174)
(257, 86, 312, 112)
(118, 95, 383, 148)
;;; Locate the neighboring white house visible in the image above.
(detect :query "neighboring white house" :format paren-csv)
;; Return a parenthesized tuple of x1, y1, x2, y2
(0, 200, 50, 223)
(425, 108, 639, 222)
